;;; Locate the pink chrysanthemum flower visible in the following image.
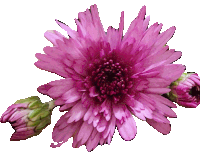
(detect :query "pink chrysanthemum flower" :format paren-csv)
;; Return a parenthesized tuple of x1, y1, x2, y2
(35, 5, 185, 151)
(168, 73, 200, 108)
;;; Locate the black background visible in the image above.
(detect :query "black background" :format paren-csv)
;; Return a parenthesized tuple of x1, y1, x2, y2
(0, 1, 200, 154)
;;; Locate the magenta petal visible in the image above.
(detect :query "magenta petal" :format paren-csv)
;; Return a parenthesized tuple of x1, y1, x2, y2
(117, 11, 124, 46)
(89, 86, 99, 97)
(154, 26, 176, 48)
(113, 104, 126, 121)
(100, 99, 111, 121)
(156, 103, 177, 118)
(147, 94, 177, 108)
(59, 102, 77, 112)
(103, 116, 116, 143)
(77, 121, 94, 144)
(9, 110, 29, 122)
(66, 102, 87, 123)
(63, 88, 81, 104)
(15, 124, 26, 130)
(144, 88, 171, 94)
(96, 117, 107, 132)
(147, 119, 171, 135)
(93, 115, 100, 127)
(86, 129, 100, 151)
(44, 30, 65, 46)
(55, 19, 78, 39)
(54, 98, 65, 106)
(117, 110, 137, 141)
(83, 106, 93, 122)
(1, 113, 12, 123)
(190, 76, 200, 85)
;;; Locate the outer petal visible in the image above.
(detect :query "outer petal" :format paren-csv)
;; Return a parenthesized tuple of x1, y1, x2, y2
(77, 121, 94, 144)
(146, 119, 171, 135)
(116, 109, 137, 141)
(75, 4, 105, 42)
(37, 78, 75, 99)
(44, 30, 65, 46)
(55, 19, 79, 39)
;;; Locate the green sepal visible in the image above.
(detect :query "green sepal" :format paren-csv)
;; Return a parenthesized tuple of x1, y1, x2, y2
(15, 96, 42, 105)
(28, 108, 42, 119)
(35, 117, 51, 131)
(27, 120, 41, 127)
(40, 111, 50, 119)
(41, 102, 49, 109)
(168, 91, 178, 102)
(28, 100, 43, 109)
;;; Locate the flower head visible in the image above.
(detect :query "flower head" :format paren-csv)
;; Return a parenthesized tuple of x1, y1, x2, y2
(0, 96, 54, 140)
(168, 73, 200, 108)
(35, 5, 185, 151)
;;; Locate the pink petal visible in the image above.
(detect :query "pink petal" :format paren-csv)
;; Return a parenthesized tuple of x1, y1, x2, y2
(54, 98, 65, 106)
(113, 104, 127, 121)
(82, 92, 94, 108)
(117, 110, 137, 141)
(155, 102, 177, 118)
(164, 51, 182, 64)
(43, 46, 65, 61)
(132, 111, 146, 120)
(154, 26, 176, 48)
(152, 64, 185, 83)
(89, 86, 99, 97)
(146, 77, 171, 88)
(77, 121, 94, 144)
(66, 102, 87, 123)
(100, 99, 111, 121)
(34, 61, 68, 78)
(103, 115, 116, 140)
(144, 88, 171, 94)
(63, 88, 81, 104)
(93, 115, 100, 127)
(86, 129, 100, 151)
(83, 106, 93, 122)
(147, 94, 177, 108)
(190, 76, 200, 85)
(147, 119, 171, 135)
(59, 102, 77, 112)
(72, 59, 88, 76)
(47, 85, 69, 99)
(16, 127, 34, 132)
(55, 19, 78, 39)
(44, 30, 65, 46)
(9, 110, 29, 122)
(118, 11, 124, 45)
(152, 112, 170, 124)
(96, 117, 107, 132)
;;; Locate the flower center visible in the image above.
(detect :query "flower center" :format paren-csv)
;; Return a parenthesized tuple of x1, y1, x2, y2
(189, 85, 200, 101)
(86, 57, 133, 103)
